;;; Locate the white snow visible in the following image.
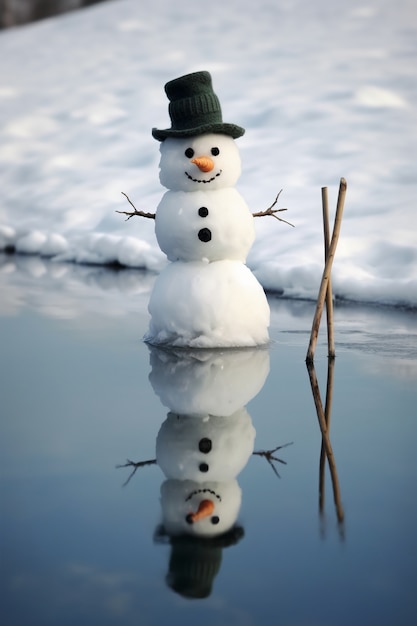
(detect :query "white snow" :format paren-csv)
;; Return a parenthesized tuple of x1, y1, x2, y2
(0, 0, 416, 308)
(155, 187, 254, 263)
(145, 260, 270, 347)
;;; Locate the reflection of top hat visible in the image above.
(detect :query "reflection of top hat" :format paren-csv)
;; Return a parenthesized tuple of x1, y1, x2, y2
(167, 539, 222, 598)
(152, 71, 245, 141)
(155, 525, 244, 599)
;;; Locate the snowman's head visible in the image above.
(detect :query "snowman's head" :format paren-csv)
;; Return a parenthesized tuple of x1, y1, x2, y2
(158, 133, 241, 191)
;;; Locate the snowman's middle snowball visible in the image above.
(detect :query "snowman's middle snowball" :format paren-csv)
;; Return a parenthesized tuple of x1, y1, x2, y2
(155, 188, 255, 263)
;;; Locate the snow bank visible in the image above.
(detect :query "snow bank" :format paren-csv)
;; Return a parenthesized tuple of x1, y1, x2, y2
(0, 0, 416, 307)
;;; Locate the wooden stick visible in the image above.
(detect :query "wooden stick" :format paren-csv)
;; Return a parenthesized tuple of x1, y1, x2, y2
(252, 190, 295, 227)
(116, 192, 156, 220)
(322, 187, 336, 359)
(306, 178, 347, 363)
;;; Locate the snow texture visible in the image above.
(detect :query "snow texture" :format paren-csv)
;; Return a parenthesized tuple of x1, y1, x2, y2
(145, 260, 270, 347)
(0, 0, 416, 308)
(155, 188, 254, 263)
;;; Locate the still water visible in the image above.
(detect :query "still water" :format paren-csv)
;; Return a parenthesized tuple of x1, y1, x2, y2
(0, 259, 416, 625)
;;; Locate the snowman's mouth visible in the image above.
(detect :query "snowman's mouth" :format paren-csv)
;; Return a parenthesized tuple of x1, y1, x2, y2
(185, 170, 222, 184)
(185, 488, 222, 502)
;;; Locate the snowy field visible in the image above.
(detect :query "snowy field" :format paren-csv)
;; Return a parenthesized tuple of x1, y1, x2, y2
(0, 0, 416, 307)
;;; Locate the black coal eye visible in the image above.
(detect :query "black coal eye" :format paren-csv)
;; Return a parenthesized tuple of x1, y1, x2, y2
(211, 147, 220, 156)
(185, 148, 194, 158)
(199, 463, 209, 473)
(211, 516, 220, 525)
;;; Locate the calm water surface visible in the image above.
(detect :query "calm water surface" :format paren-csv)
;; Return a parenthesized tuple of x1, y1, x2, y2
(0, 259, 416, 625)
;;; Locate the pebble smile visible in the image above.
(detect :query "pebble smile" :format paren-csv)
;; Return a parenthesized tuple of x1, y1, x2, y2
(185, 488, 222, 502)
(185, 170, 222, 183)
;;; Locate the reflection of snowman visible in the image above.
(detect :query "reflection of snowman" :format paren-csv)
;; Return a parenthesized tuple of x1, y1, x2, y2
(156, 409, 256, 482)
(149, 346, 267, 598)
(144, 71, 270, 348)
(154, 528, 243, 599)
(157, 409, 256, 538)
(118, 346, 291, 598)
(148, 344, 270, 417)
(150, 346, 268, 540)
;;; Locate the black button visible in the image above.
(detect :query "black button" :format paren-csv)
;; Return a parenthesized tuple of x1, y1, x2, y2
(199, 438, 212, 453)
(198, 207, 209, 217)
(198, 228, 211, 242)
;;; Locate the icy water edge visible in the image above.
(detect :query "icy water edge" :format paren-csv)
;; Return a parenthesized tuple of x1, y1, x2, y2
(0, 258, 416, 626)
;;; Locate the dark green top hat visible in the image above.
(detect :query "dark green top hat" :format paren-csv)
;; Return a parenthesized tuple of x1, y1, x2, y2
(152, 71, 245, 141)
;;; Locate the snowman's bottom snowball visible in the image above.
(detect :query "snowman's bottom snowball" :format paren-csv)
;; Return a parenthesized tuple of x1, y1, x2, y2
(144, 260, 270, 348)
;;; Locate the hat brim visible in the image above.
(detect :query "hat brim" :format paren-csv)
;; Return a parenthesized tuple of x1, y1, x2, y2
(152, 122, 245, 141)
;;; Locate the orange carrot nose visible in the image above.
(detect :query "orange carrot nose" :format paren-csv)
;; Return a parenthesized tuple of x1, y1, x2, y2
(191, 156, 215, 172)
(188, 499, 215, 522)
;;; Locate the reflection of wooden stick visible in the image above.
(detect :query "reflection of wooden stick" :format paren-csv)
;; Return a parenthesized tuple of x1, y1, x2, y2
(306, 178, 347, 363)
(322, 187, 335, 359)
(319, 356, 336, 516)
(253, 442, 293, 478)
(307, 362, 344, 526)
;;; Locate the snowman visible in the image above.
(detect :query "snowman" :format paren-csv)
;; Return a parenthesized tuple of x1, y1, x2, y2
(143, 71, 270, 348)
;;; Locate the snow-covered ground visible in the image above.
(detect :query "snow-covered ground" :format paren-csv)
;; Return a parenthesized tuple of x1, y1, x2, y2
(0, 0, 416, 307)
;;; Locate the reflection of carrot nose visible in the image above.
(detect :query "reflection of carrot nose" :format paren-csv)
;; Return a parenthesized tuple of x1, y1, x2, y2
(191, 156, 215, 172)
(188, 499, 215, 522)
